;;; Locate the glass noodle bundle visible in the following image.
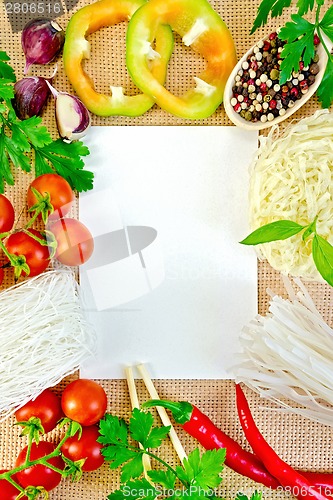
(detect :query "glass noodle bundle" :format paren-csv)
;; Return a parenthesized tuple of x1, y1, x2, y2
(0, 270, 96, 420)
(233, 278, 333, 426)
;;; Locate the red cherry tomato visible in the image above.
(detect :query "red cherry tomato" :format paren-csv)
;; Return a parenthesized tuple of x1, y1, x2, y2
(5, 229, 49, 276)
(15, 441, 64, 491)
(27, 174, 75, 221)
(61, 379, 107, 426)
(0, 470, 27, 500)
(48, 218, 94, 266)
(61, 425, 104, 471)
(15, 389, 63, 433)
(0, 194, 15, 233)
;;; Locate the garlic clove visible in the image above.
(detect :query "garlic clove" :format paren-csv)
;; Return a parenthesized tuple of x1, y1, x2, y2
(22, 18, 65, 74)
(55, 93, 91, 142)
(13, 76, 52, 120)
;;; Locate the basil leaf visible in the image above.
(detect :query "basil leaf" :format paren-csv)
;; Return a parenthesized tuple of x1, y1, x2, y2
(240, 220, 306, 245)
(312, 235, 333, 287)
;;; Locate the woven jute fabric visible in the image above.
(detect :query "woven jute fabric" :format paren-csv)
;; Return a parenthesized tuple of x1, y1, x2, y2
(0, 0, 332, 498)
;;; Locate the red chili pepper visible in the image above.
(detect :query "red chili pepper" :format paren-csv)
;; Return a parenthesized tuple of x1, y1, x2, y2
(142, 399, 333, 493)
(143, 399, 280, 488)
(235, 384, 331, 500)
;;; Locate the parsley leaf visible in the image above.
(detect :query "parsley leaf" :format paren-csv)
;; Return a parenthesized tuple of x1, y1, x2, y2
(3, 135, 31, 172)
(147, 470, 176, 489)
(279, 15, 315, 83)
(251, 0, 293, 34)
(129, 408, 170, 450)
(99, 414, 129, 447)
(320, 4, 333, 40)
(0, 52, 16, 82)
(17, 116, 52, 149)
(103, 447, 138, 469)
(0, 134, 14, 191)
(121, 455, 144, 483)
(176, 448, 226, 492)
(296, 0, 315, 15)
(34, 139, 93, 192)
(316, 58, 333, 107)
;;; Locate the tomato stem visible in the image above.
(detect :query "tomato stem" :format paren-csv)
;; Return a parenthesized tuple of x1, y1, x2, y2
(25, 434, 33, 466)
(4, 473, 25, 493)
(0, 421, 74, 486)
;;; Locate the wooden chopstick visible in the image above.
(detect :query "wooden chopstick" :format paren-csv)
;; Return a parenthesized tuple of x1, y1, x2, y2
(136, 363, 187, 463)
(125, 366, 152, 477)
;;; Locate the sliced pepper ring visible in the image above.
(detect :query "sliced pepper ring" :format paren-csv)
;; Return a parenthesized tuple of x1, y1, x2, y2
(63, 0, 174, 117)
(126, 0, 237, 119)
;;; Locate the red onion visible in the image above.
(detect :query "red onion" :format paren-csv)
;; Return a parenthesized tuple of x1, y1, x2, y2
(22, 18, 65, 74)
(13, 76, 52, 120)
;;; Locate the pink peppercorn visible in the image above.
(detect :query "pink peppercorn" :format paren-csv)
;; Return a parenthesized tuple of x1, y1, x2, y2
(234, 102, 241, 113)
(260, 82, 267, 92)
(300, 81, 309, 92)
(299, 61, 304, 70)
(269, 99, 277, 109)
(263, 41, 271, 52)
(314, 34, 320, 45)
(290, 87, 299, 98)
(269, 32, 277, 40)
(250, 60, 258, 71)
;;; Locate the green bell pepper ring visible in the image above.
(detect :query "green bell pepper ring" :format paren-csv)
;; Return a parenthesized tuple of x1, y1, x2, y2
(63, 0, 174, 117)
(126, 0, 237, 119)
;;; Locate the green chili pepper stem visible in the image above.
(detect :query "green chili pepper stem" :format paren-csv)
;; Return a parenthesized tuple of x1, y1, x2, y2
(142, 399, 193, 424)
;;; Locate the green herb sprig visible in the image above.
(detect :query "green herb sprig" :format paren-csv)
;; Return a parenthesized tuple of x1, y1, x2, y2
(0, 51, 93, 193)
(240, 216, 333, 287)
(98, 408, 263, 500)
(251, 0, 333, 107)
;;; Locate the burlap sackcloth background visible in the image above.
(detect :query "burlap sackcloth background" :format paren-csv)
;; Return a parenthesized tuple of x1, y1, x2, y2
(0, 0, 332, 498)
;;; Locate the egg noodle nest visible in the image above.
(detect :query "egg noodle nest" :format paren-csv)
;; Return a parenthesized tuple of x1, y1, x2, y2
(249, 109, 333, 281)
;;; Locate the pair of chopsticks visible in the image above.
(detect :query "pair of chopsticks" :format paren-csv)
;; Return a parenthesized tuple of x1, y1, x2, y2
(125, 363, 187, 477)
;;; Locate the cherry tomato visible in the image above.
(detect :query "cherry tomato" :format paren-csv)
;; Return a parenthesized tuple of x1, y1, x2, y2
(15, 441, 64, 491)
(0, 194, 15, 233)
(15, 389, 63, 433)
(0, 470, 27, 500)
(61, 379, 107, 426)
(61, 425, 104, 471)
(48, 218, 94, 266)
(27, 174, 75, 221)
(5, 229, 49, 276)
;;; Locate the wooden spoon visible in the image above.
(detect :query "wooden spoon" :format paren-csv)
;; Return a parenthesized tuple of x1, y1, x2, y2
(223, 32, 332, 130)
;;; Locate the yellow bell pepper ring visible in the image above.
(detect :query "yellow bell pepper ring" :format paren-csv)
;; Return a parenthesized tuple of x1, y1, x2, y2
(126, 0, 237, 119)
(63, 0, 174, 117)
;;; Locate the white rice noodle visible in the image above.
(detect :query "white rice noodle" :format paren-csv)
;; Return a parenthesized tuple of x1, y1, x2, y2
(249, 109, 333, 281)
(233, 277, 333, 426)
(0, 270, 96, 420)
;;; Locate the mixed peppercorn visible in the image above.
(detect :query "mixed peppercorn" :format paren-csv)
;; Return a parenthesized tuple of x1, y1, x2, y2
(230, 32, 320, 123)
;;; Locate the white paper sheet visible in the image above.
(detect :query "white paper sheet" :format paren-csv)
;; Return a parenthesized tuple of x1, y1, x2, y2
(79, 126, 258, 379)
